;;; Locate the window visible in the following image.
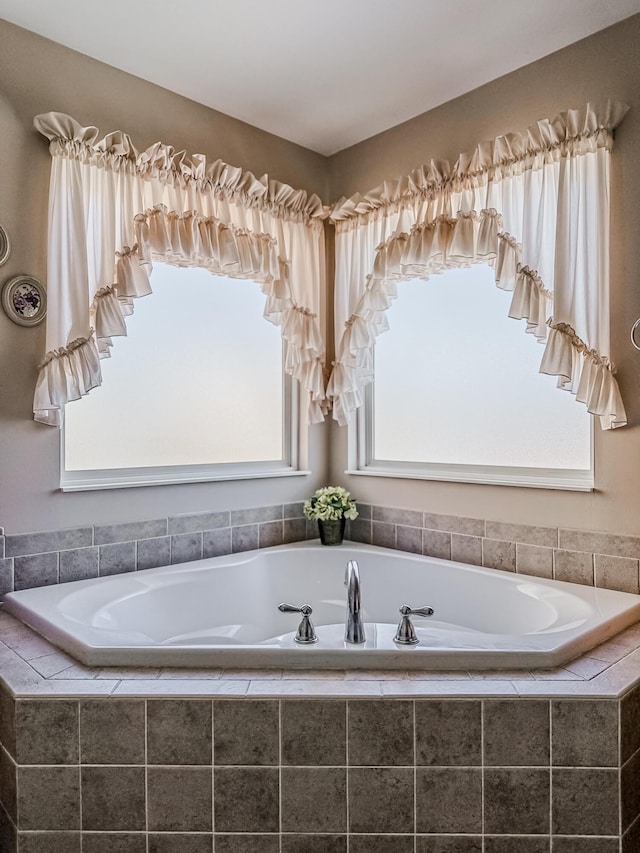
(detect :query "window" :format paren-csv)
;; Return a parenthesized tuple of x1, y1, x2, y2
(351, 264, 593, 489)
(62, 263, 302, 490)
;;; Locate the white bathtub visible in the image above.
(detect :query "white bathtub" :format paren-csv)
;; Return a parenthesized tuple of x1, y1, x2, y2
(5, 542, 640, 669)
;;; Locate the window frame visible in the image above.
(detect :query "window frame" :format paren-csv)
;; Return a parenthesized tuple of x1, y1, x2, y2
(59, 264, 310, 492)
(60, 370, 309, 491)
(346, 366, 595, 493)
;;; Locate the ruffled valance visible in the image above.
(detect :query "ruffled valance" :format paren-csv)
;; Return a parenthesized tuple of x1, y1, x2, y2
(329, 102, 628, 433)
(330, 102, 628, 227)
(35, 112, 329, 224)
(34, 113, 327, 428)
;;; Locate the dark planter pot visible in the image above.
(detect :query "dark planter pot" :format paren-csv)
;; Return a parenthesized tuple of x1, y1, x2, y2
(318, 518, 346, 546)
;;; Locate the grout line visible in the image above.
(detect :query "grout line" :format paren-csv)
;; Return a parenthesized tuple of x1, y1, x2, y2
(480, 699, 485, 850)
(278, 699, 282, 853)
(144, 699, 149, 853)
(345, 700, 349, 853)
(549, 699, 553, 846)
(212, 698, 215, 842)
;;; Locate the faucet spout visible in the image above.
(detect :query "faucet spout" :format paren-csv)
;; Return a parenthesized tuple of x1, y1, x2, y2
(344, 560, 366, 644)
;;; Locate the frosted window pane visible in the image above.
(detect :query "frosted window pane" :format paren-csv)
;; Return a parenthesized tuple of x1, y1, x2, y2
(373, 265, 591, 470)
(65, 264, 283, 470)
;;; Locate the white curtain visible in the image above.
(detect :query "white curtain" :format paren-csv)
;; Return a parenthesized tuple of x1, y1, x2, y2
(33, 113, 328, 427)
(328, 102, 628, 430)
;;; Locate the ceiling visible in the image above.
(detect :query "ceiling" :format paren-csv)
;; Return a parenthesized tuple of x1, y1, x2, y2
(1, 0, 639, 156)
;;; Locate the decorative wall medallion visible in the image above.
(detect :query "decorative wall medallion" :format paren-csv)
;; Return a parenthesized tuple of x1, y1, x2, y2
(0, 225, 10, 266)
(1, 275, 47, 327)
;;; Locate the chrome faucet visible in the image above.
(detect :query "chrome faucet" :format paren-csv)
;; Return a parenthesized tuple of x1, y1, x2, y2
(344, 560, 366, 644)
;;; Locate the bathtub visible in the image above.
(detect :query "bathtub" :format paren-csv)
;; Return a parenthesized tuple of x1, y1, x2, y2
(5, 541, 640, 670)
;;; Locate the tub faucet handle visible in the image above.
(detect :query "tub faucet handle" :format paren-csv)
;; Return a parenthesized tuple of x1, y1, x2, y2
(278, 603, 318, 645)
(394, 604, 434, 646)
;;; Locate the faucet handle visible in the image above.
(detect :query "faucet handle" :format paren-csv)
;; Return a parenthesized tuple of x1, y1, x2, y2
(278, 603, 317, 644)
(395, 603, 434, 645)
(399, 605, 434, 618)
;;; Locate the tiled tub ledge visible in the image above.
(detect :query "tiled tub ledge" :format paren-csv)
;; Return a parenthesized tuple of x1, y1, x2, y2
(2, 613, 640, 851)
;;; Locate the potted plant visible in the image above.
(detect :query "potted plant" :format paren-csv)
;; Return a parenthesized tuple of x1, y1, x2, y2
(303, 486, 358, 545)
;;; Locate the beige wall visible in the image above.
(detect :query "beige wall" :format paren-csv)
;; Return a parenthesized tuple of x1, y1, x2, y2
(1, 15, 640, 537)
(0, 19, 329, 534)
(327, 15, 640, 535)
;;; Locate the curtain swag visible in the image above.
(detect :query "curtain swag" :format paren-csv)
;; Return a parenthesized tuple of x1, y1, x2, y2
(328, 102, 629, 431)
(33, 113, 328, 427)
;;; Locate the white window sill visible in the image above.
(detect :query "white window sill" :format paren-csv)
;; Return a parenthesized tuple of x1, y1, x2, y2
(345, 467, 594, 492)
(62, 468, 311, 492)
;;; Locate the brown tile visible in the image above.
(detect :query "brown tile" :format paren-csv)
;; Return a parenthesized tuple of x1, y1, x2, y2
(232, 525, 260, 552)
(214, 836, 279, 853)
(416, 700, 481, 765)
(348, 700, 413, 765)
(171, 533, 203, 564)
(231, 507, 282, 526)
(281, 768, 346, 832)
(423, 514, 484, 537)
(422, 529, 451, 560)
(486, 522, 557, 548)
(18, 766, 80, 830)
(552, 700, 618, 766)
(622, 684, 640, 762)
(415, 767, 482, 833)
(482, 539, 516, 572)
(259, 521, 283, 548)
(372, 521, 396, 549)
(99, 542, 136, 576)
(14, 553, 58, 590)
(214, 700, 278, 765)
(484, 839, 549, 853)
(622, 748, 640, 831)
(348, 519, 372, 544)
(82, 835, 147, 853)
(484, 768, 550, 834)
(348, 767, 413, 833)
(18, 832, 82, 853)
(416, 839, 482, 853)
(623, 822, 640, 853)
(281, 700, 346, 765)
(553, 839, 619, 853)
(203, 528, 232, 558)
(147, 767, 212, 832)
(148, 834, 213, 853)
(16, 700, 78, 764)
(214, 767, 279, 832)
(283, 518, 307, 544)
(552, 768, 619, 835)
(373, 506, 423, 527)
(0, 683, 16, 757)
(281, 837, 346, 853)
(483, 700, 549, 766)
(396, 525, 422, 553)
(559, 528, 640, 560)
(59, 547, 99, 582)
(516, 544, 553, 578)
(81, 767, 145, 831)
(147, 700, 212, 764)
(0, 806, 16, 853)
(450, 534, 482, 566)
(136, 537, 171, 571)
(80, 700, 145, 764)
(0, 744, 17, 821)
(350, 836, 413, 853)
(554, 549, 594, 585)
(594, 554, 640, 594)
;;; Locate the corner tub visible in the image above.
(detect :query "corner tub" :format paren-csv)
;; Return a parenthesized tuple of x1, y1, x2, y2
(4, 542, 640, 670)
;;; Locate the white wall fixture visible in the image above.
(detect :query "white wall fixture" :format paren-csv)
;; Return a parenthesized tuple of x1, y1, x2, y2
(1, 274, 46, 326)
(0, 223, 10, 266)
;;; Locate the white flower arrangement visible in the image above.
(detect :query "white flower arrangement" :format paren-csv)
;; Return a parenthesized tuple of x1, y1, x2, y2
(303, 486, 359, 522)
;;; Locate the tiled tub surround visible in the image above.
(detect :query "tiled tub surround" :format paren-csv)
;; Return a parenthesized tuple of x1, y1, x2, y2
(2, 614, 640, 850)
(6, 542, 640, 673)
(1, 503, 640, 598)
